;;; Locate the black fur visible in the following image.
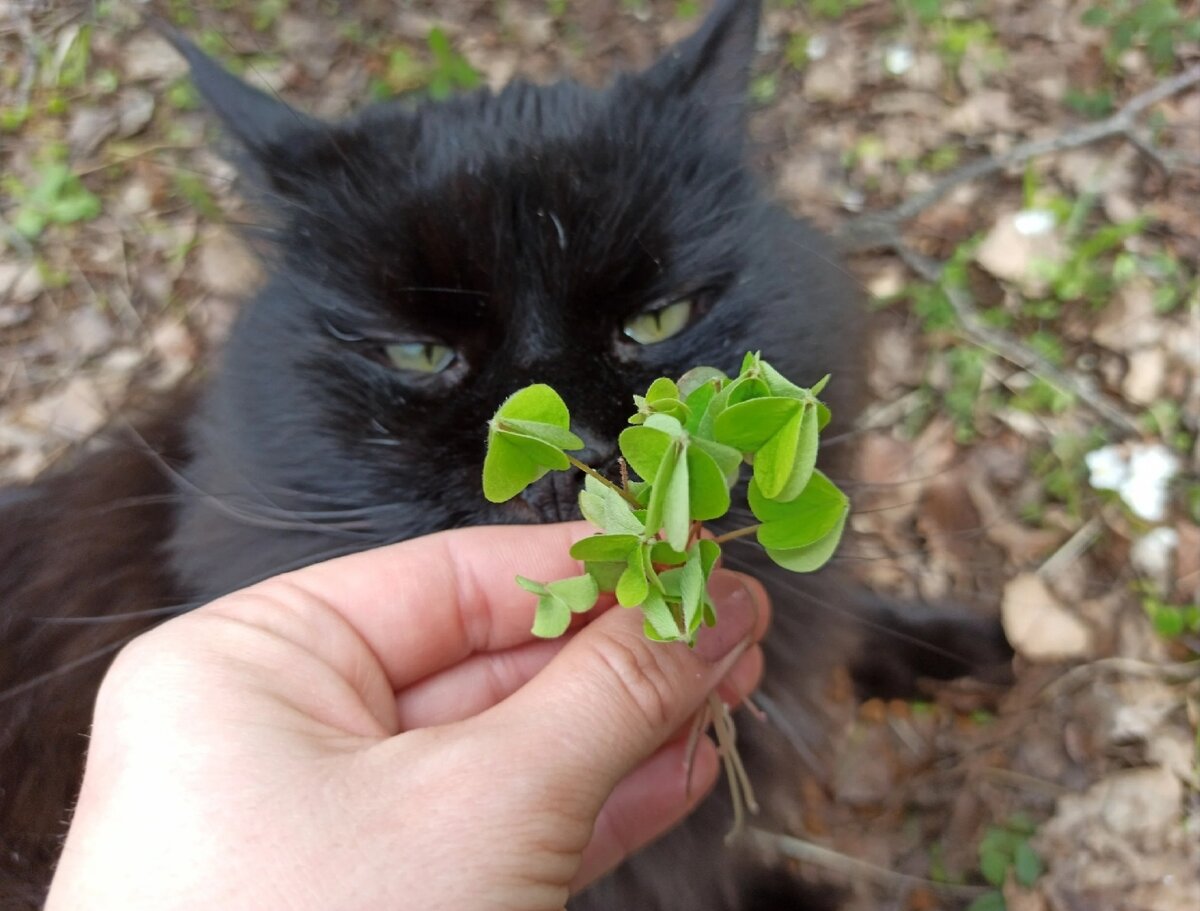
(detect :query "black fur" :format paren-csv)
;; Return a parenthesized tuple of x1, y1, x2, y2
(1, 3, 1010, 908)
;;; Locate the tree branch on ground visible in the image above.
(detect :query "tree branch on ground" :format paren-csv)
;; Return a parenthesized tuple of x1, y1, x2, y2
(833, 65, 1200, 439)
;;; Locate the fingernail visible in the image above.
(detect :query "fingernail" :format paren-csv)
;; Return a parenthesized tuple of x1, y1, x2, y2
(694, 571, 759, 663)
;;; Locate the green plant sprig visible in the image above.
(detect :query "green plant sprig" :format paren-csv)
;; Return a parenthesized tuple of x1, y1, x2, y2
(481, 352, 849, 837)
(482, 351, 850, 646)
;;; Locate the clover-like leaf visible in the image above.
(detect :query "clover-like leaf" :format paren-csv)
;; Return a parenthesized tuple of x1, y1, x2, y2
(616, 543, 651, 607)
(650, 541, 689, 566)
(619, 424, 672, 483)
(753, 473, 849, 573)
(677, 366, 727, 398)
(578, 474, 644, 536)
(483, 384, 583, 503)
(691, 436, 742, 486)
(641, 587, 683, 642)
(696, 374, 770, 439)
(528, 573, 599, 638)
(712, 396, 801, 453)
(761, 509, 847, 573)
(643, 438, 691, 551)
(680, 544, 705, 633)
(629, 377, 688, 425)
(532, 597, 571, 637)
(585, 560, 626, 591)
(685, 444, 730, 521)
(749, 471, 847, 550)
(547, 573, 600, 613)
(765, 401, 820, 503)
(714, 396, 818, 500)
(570, 533, 641, 562)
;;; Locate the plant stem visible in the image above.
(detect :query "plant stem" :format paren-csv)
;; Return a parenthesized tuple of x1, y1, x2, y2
(566, 455, 642, 507)
(712, 524, 760, 545)
(707, 691, 758, 843)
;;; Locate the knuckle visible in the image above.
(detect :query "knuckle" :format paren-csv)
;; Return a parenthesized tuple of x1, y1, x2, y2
(593, 635, 680, 734)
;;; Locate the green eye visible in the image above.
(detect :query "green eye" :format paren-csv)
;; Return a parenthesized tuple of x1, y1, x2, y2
(384, 342, 456, 373)
(623, 299, 694, 345)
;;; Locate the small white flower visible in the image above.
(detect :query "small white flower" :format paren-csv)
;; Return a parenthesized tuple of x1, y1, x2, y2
(1123, 444, 1180, 522)
(1013, 209, 1057, 237)
(1085, 443, 1179, 522)
(884, 45, 914, 76)
(1131, 526, 1179, 584)
(1085, 445, 1129, 492)
(807, 35, 830, 61)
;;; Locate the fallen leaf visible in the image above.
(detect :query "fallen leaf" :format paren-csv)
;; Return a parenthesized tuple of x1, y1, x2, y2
(1002, 572, 1092, 662)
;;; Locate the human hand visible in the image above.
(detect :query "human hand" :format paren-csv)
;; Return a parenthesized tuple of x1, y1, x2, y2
(47, 522, 768, 911)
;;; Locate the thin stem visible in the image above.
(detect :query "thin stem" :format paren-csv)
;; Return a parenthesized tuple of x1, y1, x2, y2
(707, 691, 758, 843)
(566, 455, 641, 508)
(712, 524, 760, 545)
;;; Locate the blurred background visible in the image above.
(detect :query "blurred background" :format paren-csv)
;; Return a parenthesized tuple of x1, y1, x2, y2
(1, 1, 1198, 909)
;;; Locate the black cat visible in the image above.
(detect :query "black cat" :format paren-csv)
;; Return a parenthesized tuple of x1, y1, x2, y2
(0, 2, 1009, 908)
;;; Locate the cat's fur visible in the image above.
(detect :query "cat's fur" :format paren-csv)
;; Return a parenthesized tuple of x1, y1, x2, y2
(0, 2, 1010, 908)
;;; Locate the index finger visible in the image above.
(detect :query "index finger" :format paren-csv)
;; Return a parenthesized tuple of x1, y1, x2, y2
(263, 522, 593, 691)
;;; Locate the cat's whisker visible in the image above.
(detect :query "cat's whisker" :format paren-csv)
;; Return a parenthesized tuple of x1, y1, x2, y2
(718, 550, 986, 667)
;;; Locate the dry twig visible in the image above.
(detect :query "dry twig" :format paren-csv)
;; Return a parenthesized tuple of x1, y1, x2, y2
(831, 66, 1200, 438)
(747, 828, 987, 899)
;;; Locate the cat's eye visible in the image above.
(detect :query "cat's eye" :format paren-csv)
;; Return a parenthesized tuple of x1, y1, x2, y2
(623, 299, 694, 346)
(384, 342, 456, 374)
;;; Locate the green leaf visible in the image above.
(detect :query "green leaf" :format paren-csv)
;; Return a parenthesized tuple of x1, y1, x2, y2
(617, 544, 650, 607)
(697, 374, 770, 438)
(483, 384, 578, 502)
(515, 575, 548, 595)
(547, 573, 600, 613)
(682, 379, 719, 434)
(713, 396, 802, 452)
(686, 444, 731, 520)
(691, 435, 743, 485)
(758, 358, 807, 398)
(532, 596, 571, 638)
(773, 404, 820, 502)
(641, 438, 681, 540)
(619, 424, 673, 482)
(650, 541, 688, 565)
(46, 191, 101, 225)
(570, 533, 640, 562)
(1013, 841, 1042, 887)
(585, 560, 626, 591)
(980, 844, 1009, 887)
(643, 413, 685, 436)
(494, 418, 583, 451)
(641, 587, 682, 641)
(482, 433, 565, 502)
(810, 374, 831, 397)
(495, 383, 573, 426)
(578, 474, 644, 536)
(697, 538, 721, 577)
(677, 365, 727, 397)
(661, 441, 691, 551)
(762, 506, 847, 573)
(750, 472, 847, 549)
(965, 892, 1006, 911)
(646, 377, 679, 403)
(680, 544, 704, 631)
(752, 405, 804, 498)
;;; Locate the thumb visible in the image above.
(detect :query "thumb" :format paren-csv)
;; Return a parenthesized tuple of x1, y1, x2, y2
(491, 570, 766, 816)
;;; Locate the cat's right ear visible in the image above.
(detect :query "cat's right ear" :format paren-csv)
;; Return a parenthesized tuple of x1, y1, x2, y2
(156, 23, 319, 166)
(639, 0, 761, 136)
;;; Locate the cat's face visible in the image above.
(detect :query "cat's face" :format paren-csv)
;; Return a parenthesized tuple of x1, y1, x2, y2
(171, 0, 861, 593)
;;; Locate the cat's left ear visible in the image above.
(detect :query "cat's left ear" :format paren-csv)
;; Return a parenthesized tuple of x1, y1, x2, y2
(156, 23, 320, 166)
(641, 0, 761, 132)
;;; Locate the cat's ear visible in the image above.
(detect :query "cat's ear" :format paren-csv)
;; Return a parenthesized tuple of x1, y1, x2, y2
(641, 0, 761, 128)
(157, 24, 319, 162)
